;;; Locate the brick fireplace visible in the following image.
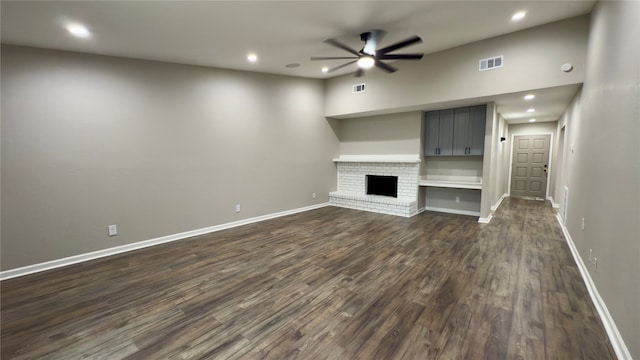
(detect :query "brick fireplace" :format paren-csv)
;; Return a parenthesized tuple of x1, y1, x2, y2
(329, 155, 420, 217)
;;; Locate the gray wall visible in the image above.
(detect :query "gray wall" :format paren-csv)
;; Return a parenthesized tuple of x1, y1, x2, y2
(325, 16, 588, 118)
(494, 114, 510, 201)
(423, 158, 483, 179)
(338, 111, 422, 155)
(554, 1, 639, 357)
(425, 187, 481, 215)
(480, 102, 503, 218)
(1, 45, 339, 270)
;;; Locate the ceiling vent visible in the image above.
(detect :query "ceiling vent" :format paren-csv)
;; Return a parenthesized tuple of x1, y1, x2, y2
(479, 55, 504, 71)
(352, 83, 366, 93)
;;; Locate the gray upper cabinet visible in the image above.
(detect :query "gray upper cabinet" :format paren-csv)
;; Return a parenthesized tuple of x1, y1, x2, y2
(424, 105, 486, 157)
(453, 108, 470, 155)
(424, 109, 454, 156)
(468, 105, 486, 155)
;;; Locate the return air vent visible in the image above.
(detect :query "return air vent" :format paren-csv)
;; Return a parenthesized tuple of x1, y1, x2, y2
(479, 55, 504, 71)
(352, 83, 366, 93)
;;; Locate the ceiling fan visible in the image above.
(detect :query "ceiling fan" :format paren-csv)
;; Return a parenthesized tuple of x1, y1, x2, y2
(311, 30, 424, 76)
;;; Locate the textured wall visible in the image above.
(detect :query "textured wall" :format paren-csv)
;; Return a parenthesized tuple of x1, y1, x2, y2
(554, 2, 640, 357)
(1, 45, 339, 270)
(325, 16, 588, 118)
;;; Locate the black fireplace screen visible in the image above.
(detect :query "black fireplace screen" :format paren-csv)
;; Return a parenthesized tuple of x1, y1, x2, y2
(366, 175, 398, 198)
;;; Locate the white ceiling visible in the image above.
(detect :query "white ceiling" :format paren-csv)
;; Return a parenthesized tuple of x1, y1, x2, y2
(1, 1, 593, 122)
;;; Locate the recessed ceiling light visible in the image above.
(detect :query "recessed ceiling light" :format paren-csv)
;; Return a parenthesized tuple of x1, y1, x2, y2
(321, 67, 329, 73)
(511, 11, 527, 22)
(527, 108, 535, 112)
(66, 23, 90, 38)
(529, 118, 537, 122)
(247, 54, 258, 62)
(524, 94, 535, 100)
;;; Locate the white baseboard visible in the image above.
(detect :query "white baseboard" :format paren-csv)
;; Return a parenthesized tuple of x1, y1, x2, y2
(478, 212, 493, 224)
(555, 214, 632, 360)
(424, 206, 480, 217)
(0, 202, 330, 281)
(491, 193, 509, 211)
(481, 193, 508, 223)
(548, 196, 560, 209)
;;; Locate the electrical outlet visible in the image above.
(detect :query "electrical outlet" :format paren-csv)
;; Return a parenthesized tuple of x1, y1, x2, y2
(313, 192, 317, 199)
(108, 225, 117, 237)
(235, 204, 241, 213)
(593, 257, 598, 270)
(455, 196, 460, 203)
(581, 218, 585, 231)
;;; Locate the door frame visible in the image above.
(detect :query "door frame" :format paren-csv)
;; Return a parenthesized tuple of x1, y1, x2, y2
(507, 132, 554, 199)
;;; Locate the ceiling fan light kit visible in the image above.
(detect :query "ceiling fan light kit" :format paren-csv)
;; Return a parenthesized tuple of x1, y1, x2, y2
(311, 30, 424, 76)
(357, 56, 375, 69)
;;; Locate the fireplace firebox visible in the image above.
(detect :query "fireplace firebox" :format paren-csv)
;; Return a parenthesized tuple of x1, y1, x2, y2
(366, 175, 398, 198)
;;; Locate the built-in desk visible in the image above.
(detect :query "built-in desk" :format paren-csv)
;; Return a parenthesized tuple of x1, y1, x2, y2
(418, 179, 482, 190)
(419, 176, 482, 216)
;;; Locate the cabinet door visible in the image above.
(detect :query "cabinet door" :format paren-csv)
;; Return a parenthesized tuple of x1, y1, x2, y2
(469, 105, 486, 155)
(438, 109, 454, 156)
(453, 107, 470, 155)
(424, 111, 440, 156)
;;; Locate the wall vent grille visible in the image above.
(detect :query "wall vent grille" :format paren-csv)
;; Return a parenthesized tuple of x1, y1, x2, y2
(352, 83, 366, 93)
(479, 55, 504, 71)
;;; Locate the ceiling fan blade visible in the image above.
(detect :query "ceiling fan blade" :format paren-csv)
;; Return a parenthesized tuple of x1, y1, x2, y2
(310, 56, 359, 61)
(377, 35, 423, 54)
(324, 38, 360, 56)
(377, 53, 424, 60)
(354, 68, 364, 77)
(362, 29, 386, 55)
(327, 60, 358, 73)
(374, 60, 397, 73)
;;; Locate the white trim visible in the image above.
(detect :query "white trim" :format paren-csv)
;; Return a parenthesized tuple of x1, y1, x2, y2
(490, 193, 509, 211)
(333, 154, 421, 163)
(555, 214, 632, 360)
(547, 196, 560, 209)
(0, 202, 330, 281)
(424, 206, 480, 217)
(507, 132, 554, 198)
(478, 213, 493, 224)
(561, 186, 569, 225)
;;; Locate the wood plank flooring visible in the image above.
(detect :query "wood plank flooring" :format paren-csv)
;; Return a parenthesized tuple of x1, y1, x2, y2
(1, 198, 616, 359)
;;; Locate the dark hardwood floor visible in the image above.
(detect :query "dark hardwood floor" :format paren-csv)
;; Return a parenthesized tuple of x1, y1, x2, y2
(1, 198, 616, 359)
